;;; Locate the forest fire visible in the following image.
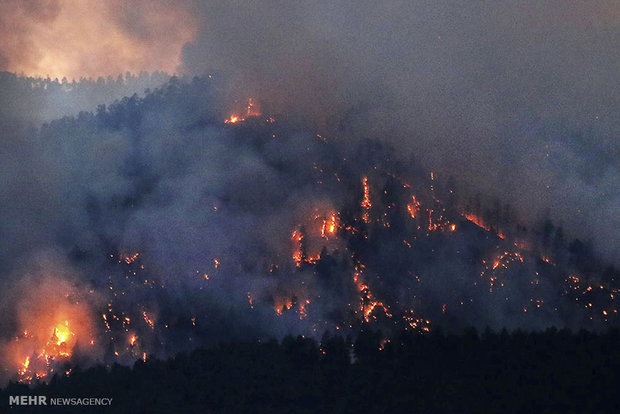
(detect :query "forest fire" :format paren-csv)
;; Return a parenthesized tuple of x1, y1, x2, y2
(2, 273, 95, 384)
(361, 177, 372, 223)
(290, 209, 342, 267)
(224, 98, 261, 124)
(121, 252, 140, 265)
(12, 319, 81, 383)
(463, 214, 505, 239)
(292, 229, 304, 267)
(0, 0, 615, 405)
(0, 70, 617, 405)
(321, 214, 338, 239)
(351, 260, 391, 322)
(274, 299, 293, 316)
(142, 311, 155, 330)
(407, 195, 421, 219)
(481, 251, 525, 292)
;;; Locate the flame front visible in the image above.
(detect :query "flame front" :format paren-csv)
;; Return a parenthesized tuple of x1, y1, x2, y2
(224, 98, 263, 124)
(361, 177, 372, 223)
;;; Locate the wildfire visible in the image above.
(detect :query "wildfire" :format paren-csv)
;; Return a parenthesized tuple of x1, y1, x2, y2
(102, 313, 111, 331)
(425, 208, 455, 233)
(224, 98, 262, 124)
(18, 357, 30, 378)
(225, 115, 241, 124)
(53, 324, 67, 345)
(292, 229, 304, 267)
(361, 177, 372, 223)
(8, 274, 93, 384)
(464, 214, 505, 239)
(481, 251, 524, 292)
(321, 214, 338, 239)
(351, 259, 391, 322)
(142, 311, 155, 330)
(407, 195, 421, 219)
(15, 320, 77, 383)
(541, 256, 555, 266)
(120, 252, 140, 264)
(299, 300, 311, 319)
(403, 310, 431, 333)
(361, 177, 372, 209)
(274, 298, 293, 316)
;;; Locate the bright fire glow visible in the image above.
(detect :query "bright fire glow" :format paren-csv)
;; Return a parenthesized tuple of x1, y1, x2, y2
(407, 195, 421, 219)
(361, 177, 372, 223)
(225, 98, 262, 124)
(464, 213, 505, 239)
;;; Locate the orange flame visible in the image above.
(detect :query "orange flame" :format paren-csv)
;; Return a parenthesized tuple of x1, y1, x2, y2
(225, 98, 262, 124)
(407, 195, 421, 219)
(464, 214, 505, 239)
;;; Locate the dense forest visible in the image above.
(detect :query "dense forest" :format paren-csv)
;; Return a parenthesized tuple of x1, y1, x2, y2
(0, 71, 170, 126)
(1, 75, 619, 412)
(3, 328, 620, 413)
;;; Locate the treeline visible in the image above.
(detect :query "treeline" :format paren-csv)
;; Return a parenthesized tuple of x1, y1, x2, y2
(3, 328, 620, 413)
(0, 71, 170, 126)
(458, 189, 619, 280)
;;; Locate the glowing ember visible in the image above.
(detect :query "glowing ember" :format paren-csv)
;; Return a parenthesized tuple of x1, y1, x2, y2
(102, 313, 111, 331)
(142, 311, 155, 330)
(361, 177, 372, 209)
(361, 177, 372, 223)
(274, 298, 293, 316)
(464, 214, 505, 239)
(299, 300, 311, 319)
(321, 214, 339, 239)
(407, 195, 421, 219)
(351, 259, 391, 322)
(481, 251, 524, 292)
(292, 229, 304, 267)
(121, 252, 140, 264)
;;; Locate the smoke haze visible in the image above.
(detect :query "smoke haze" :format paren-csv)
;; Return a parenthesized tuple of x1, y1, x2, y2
(0, 0, 618, 384)
(181, 0, 620, 264)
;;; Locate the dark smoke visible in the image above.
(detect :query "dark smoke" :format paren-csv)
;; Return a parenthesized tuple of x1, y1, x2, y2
(182, 0, 620, 264)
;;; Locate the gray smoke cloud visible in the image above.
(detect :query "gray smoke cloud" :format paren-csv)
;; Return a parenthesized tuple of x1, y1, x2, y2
(181, 0, 620, 263)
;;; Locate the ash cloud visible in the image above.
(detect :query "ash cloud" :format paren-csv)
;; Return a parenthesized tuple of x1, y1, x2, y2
(181, 0, 620, 264)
